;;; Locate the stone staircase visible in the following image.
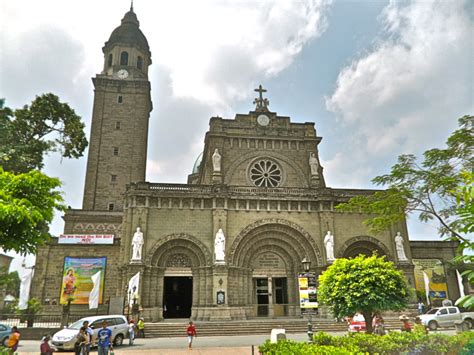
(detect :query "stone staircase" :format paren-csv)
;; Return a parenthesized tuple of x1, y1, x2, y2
(143, 318, 405, 338)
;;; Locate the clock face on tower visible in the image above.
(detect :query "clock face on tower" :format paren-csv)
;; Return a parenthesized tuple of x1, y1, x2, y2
(117, 69, 129, 79)
(257, 114, 270, 126)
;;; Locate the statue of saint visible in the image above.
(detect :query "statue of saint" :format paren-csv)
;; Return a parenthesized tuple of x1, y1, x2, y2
(214, 228, 225, 263)
(212, 148, 221, 173)
(324, 231, 335, 261)
(309, 152, 319, 176)
(395, 232, 408, 261)
(131, 227, 144, 261)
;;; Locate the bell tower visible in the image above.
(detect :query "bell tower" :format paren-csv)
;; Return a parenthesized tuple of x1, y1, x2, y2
(82, 5, 152, 211)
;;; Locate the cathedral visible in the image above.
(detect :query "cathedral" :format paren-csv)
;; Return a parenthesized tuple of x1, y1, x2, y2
(31, 7, 463, 321)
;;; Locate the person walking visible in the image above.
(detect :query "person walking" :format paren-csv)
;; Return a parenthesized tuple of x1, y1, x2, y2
(418, 301, 425, 315)
(7, 326, 20, 354)
(97, 321, 113, 355)
(186, 321, 197, 350)
(40, 334, 54, 355)
(82, 321, 93, 354)
(74, 327, 88, 355)
(128, 319, 136, 345)
(137, 318, 145, 338)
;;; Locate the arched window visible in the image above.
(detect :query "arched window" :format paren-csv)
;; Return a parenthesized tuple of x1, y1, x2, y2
(120, 51, 128, 66)
(107, 53, 113, 67)
(137, 56, 143, 70)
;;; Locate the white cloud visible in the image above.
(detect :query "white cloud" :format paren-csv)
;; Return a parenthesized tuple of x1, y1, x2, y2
(326, 0, 472, 163)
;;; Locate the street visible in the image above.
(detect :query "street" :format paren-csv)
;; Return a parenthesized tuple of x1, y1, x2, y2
(14, 330, 459, 354)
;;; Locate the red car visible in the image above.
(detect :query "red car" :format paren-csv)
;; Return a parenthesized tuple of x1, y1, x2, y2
(348, 313, 366, 332)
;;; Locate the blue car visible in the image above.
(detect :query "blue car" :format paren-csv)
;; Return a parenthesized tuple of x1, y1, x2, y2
(0, 324, 12, 346)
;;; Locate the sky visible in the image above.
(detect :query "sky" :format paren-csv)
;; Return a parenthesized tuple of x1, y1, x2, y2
(0, 0, 472, 273)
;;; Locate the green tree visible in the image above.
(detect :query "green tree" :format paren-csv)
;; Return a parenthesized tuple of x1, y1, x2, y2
(453, 171, 474, 309)
(0, 168, 65, 254)
(0, 94, 88, 173)
(0, 267, 21, 297)
(335, 116, 473, 243)
(318, 255, 410, 333)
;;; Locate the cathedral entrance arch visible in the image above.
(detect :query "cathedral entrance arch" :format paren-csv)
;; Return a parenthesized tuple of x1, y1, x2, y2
(229, 219, 321, 317)
(145, 234, 211, 320)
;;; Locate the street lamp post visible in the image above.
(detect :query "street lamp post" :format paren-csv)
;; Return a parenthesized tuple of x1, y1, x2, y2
(301, 257, 313, 343)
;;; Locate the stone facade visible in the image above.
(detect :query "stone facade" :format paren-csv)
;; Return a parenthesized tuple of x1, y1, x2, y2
(30, 7, 464, 320)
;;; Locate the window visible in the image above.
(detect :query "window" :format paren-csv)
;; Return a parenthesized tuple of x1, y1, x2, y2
(113, 147, 119, 156)
(0, 325, 6, 331)
(90, 319, 104, 329)
(120, 51, 129, 66)
(249, 159, 282, 187)
(107, 53, 113, 67)
(137, 56, 143, 70)
(448, 307, 458, 314)
(438, 309, 448, 315)
(117, 95, 123, 104)
(108, 203, 114, 211)
(110, 174, 117, 183)
(114, 317, 126, 325)
(115, 121, 121, 129)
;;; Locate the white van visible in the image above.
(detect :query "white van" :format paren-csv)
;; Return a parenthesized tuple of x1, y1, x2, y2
(52, 315, 128, 351)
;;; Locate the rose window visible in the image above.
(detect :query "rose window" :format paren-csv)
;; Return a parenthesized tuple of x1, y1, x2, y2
(249, 159, 282, 187)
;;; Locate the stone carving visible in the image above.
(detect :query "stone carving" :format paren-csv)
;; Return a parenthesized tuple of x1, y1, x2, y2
(214, 228, 226, 263)
(309, 152, 319, 176)
(166, 253, 191, 267)
(229, 218, 323, 266)
(395, 232, 408, 261)
(212, 148, 221, 173)
(131, 227, 144, 261)
(324, 231, 335, 261)
(146, 233, 212, 265)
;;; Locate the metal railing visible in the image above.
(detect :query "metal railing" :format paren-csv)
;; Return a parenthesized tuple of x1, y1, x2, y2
(0, 313, 105, 328)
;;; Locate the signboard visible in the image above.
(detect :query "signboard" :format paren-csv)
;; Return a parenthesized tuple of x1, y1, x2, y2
(58, 234, 114, 245)
(413, 259, 449, 301)
(60, 257, 107, 305)
(298, 272, 318, 311)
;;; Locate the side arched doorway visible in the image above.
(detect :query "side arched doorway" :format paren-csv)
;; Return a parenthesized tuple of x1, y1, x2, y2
(143, 234, 212, 320)
(339, 236, 391, 260)
(229, 219, 322, 318)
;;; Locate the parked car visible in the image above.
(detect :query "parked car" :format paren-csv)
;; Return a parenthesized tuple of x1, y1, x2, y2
(0, 324, 11, 346)
(348, 313, 366, 332)
(52, 315, 128, 351)
(419, 306, 474, 330)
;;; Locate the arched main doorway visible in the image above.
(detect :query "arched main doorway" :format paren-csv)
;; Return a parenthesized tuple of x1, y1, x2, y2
(229, 219, 322, 318)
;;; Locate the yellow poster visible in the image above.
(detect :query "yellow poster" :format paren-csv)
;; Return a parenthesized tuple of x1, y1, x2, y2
(412, 259, 449, 301)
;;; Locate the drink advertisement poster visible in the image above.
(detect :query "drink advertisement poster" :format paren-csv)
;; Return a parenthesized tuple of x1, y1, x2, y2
(299, 273, 318, 310)
(60, 257, 106, 304)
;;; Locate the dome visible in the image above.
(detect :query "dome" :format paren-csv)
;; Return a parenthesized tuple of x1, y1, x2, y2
(103, 9, 150, 54)
(192, 152, 203, 174)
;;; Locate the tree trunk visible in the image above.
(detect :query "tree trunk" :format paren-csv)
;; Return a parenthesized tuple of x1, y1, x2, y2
(363, 311, 373, 334)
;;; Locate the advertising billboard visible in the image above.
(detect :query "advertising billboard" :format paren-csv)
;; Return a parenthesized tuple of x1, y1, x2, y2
(298, 272, 318, 311)
(412, 259, 449, 301)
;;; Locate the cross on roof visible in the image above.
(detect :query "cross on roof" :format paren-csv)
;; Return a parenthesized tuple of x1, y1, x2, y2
(253, 84, 270, 112)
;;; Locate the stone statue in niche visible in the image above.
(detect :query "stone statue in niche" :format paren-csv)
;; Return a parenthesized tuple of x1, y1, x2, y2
(309, 152, 319, 176)
(395, 232, 408, 261)
(131, 227, 144, 261)
(212, 148, 221, 173)
(214, 228, 225, 263)
(324, 231, 335, 261)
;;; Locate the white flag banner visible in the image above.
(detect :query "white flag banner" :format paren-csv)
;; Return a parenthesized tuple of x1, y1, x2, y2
(18, 269, 33, 310)
(423, 271, 430, 305)
(89, 271, 101, 309)
(456, 269, 466, 298)
(128, 272, 140, 307)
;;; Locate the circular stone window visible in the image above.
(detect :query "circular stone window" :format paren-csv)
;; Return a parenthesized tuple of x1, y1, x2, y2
(249, 159, 282, 187)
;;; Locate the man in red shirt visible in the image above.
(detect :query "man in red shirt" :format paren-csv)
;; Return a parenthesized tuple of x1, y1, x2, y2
(186, 321, 197, 349)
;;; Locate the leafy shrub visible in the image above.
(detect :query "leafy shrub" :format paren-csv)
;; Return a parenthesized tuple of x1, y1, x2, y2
(259, 331, 474, 355)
